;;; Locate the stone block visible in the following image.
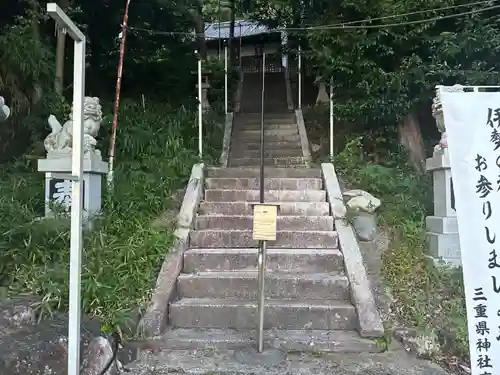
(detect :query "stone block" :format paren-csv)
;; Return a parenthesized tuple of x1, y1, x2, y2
(198, 201, 330, 216)
(189, 229, 338, 248)
(426, 216, 458, 234)
(182, 248, 345, 273)
(204, 189, 325, 202)
(427, 232, 461, 265)
(229, 156, 305, 167)
(37, 154, 108, 220)
(177, 271, 350, 300)
(206, 167, 322, 178)
(169, 298, 357, 330)
(194, 215, 333, 231)
(321, 163, 347, 219)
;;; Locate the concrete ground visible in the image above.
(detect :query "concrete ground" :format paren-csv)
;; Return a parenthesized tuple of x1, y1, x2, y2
(125, 346, 450, 374)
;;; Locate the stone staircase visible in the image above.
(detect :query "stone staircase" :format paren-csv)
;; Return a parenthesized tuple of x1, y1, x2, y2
(145, 121, 381, 353)
(126, 64, 384, 374)
(229, 112, 304, 167)
(163, 129, 378, 351)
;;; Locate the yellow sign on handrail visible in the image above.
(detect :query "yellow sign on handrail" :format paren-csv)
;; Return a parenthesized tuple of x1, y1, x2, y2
(252, 203, 278, 241)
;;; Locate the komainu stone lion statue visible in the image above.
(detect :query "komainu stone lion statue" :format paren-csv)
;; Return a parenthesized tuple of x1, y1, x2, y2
(0, 96, 10, 121)
(44, 96, 103, 158)
(432, 84, 463, 153)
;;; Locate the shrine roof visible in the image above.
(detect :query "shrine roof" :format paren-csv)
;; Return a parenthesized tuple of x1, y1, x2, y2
(204, 20, 274, 39)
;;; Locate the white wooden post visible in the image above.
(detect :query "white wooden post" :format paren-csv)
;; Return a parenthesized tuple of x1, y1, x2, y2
(47, 4, 85, 375)
(224, 45, 228, 114)
(329, 77, 333, 159)
(196, 51, 203, 159)
(298, 45, 302, 109)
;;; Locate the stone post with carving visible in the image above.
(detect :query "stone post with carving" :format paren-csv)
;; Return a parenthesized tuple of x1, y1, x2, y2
(0, 96, 10, 121)
(198, 81, 211, 112)
(425, 85, 461, 266)
(37, 97, 108, 222)
(316, 79, 329, 105)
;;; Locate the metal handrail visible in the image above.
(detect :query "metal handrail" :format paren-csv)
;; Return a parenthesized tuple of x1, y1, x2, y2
(257, 52, 267, 353)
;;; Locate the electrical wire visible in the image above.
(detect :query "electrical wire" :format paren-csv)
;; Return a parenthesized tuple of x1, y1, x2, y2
(125, 2, 500, 36)
(286, 3, 500, 30)
(306, 0, 496, 28)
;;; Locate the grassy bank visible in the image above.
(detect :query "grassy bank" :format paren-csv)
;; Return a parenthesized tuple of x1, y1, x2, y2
(0, 102, 223, 331)
(304, 107, 468, 363)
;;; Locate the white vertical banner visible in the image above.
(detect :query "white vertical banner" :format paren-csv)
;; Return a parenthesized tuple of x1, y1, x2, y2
(441, 88, 500, 375)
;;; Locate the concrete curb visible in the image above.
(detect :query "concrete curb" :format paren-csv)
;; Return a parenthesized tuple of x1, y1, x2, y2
(321, 163, 347, 219)
(295, 109, 312, 167)
(220, 113, 234, 167)
(284, 65, 294, 110)
(136, 163, 205, 338)
(234, 71, 243, 113)
(321, 163, 385, 338)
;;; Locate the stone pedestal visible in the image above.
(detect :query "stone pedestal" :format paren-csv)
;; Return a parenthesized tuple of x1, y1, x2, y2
(316, 81, 329, 104)
(425, 150, 461, 266)
(37, 153, 108, 221)
(197, 82, 211, 112)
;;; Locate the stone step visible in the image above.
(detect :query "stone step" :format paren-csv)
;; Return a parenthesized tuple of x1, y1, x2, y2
(235, 116, 295, 124)
(232, 128, 298, 137)
(229, 148, 303, 158)
(230, 141, 302, 150)
(195, 215, 333, 231)
(169, 298, 357, 330)
(229, 157, 305, 167)
(205, 178, 322, 191)
(204, 189, 326, 202)
(232, 123, 298, 131)
(198, 201, 330, 216)
(206, 167, 322, 179)
(177, 271, 349, 300)
(183, 248, 345, 273)
(143, 328, 381, 352)
(189, 229, 338, 248)
(231, 133, 300, 143)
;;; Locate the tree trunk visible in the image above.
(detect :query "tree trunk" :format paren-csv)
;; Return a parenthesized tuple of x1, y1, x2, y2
(55, 31, 66, 95)
(54, 0, 68, 95)
(398, 112, 426, 173)
(30, 11, 43, 105)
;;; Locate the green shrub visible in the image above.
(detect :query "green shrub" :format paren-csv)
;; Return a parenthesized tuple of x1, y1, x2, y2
(333, 136, 468, 360)
(0, 102, 223, 331)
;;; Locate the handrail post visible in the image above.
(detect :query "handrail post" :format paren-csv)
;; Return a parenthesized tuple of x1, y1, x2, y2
(257, 52, 267, 353)
(298, 45, 302, 109)
(224, 44, 228, 114)
(196, 50, 203, 159)
(329, 77, 334, 160)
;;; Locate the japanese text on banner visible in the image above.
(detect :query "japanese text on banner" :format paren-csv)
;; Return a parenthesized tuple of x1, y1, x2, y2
(441, 90, 500, 375)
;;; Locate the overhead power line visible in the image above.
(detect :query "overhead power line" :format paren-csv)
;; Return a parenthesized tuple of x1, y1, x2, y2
(312, 0, 496, 28)
(125, 2, 500, 36)
(288, 3, 500, 31)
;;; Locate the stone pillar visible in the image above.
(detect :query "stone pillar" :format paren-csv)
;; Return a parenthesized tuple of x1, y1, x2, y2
(197, 82, 211, 112)
(316, 80, 329, 104)
(0, 96, 10, 121)
(37, 97, 108, 223)
(38, 153, 108, 220)
(425, 85, 463, 266)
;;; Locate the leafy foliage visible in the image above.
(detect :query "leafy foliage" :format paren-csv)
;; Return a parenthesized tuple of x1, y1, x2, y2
(249, 0, 500, 131)
(306, 104, 469, 361)
(0, 103, 223, 330)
